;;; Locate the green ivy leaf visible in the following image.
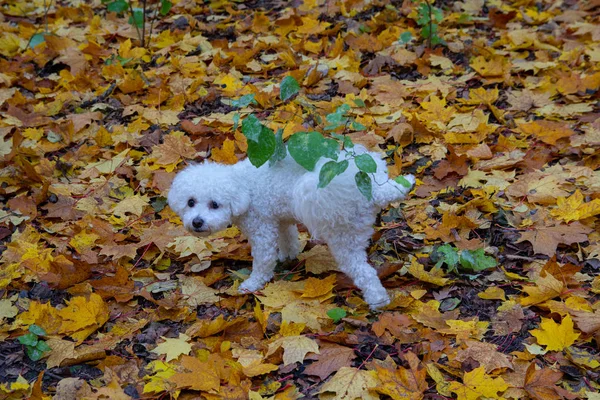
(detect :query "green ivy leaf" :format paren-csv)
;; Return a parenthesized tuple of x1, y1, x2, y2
(18, 333, 38, 347)
(395, 176, 412, 188)
(36, 340, 51, 352)
(106, 0, 128, 13)
(280, 76, 300, 102)
(269, 128, 287, 166)
(29, 33, 46, 49)
(399, 31, 412, 44)
(230, 94, 256, 108)
(160, 0, 172, 15)
(459, 249, 497, 272)
(241, 114, 262, 143)
(433, 244, 459, 272)
(325, 104, 351, 130)
(327, 307, 347, 323)
(25, 347, 44, 361)
(355, 171, 372, 200)
(246, 126, 276, 167)
(29, 324, 46, 336)
(288, 131, 338, 171)
(353, 98, 366, 107)
(318, 160, 349, 188)
(355, 154, 377, 173)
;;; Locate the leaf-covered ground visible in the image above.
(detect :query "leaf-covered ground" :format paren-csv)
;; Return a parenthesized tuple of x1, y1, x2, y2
(1, 0, 599, 399)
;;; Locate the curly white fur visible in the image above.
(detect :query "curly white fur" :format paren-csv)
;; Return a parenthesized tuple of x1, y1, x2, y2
(167, 146, 414, 309)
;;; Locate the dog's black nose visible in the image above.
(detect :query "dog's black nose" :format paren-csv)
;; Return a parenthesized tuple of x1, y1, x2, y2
(192, 217, 204, 229)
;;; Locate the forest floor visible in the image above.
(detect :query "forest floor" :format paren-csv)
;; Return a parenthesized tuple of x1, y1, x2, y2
(0, 0, 599, 399)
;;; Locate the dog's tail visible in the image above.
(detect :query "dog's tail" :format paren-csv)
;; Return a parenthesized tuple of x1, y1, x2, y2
(372, 175, 415, 208)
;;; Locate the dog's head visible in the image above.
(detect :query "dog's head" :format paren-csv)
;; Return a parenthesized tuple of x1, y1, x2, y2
(167, 162, 250, 236)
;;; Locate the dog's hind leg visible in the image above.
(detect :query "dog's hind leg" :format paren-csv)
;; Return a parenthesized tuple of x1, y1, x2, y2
(326, 236, 390, 309)
(239, 223, 279, 293)
(277, 223, 300, 261)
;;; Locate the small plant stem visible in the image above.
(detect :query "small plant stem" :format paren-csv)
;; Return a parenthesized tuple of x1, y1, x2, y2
(425, 0, 433, 49)
(128, 1, 143, 47)
(142, 0, 147, 47)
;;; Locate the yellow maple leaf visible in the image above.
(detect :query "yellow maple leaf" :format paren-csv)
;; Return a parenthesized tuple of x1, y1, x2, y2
(0, 33, 22, 57)
(58, 293, 109, 343)
(318, 367, 378, 400)
(470, 55, 508, 78)
(439, 319, 489, 341)
(448, 366, 509, 400)
(301, 274, 336, 299)
(180, 276, 220, 306)
(478, 286, 506, 301)
(530, 314, 580, 351)
(143, 360, 177, 394)
(211, 138, 238, 164)
(519, 272, 565, 306)
(151, 333, 192, 362)
(214, 73, 243, 96)
(267, 335, 319, 366)
(113, 195, 149, 217)
(551, 190, 600, 222)
(408, 258, 451, 286)
(68, 232, 99, 254)
(373, 352, 428, 400)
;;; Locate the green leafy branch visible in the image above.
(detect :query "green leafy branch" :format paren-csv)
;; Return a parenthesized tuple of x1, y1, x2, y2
(102, 0, 172, 48)
(431, 244, 497, 274)
(231, 76, 412, 200)
(414, 0, 444, 48)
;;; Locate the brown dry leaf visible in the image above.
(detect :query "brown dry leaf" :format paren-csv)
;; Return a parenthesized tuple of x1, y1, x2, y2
(523, 363, 564, 400)
(516, 222, 593, 257)
(304, 342, 355, 380)
(455, 340, 513, 373)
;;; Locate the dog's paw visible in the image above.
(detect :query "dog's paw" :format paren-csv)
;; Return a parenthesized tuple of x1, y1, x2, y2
(239, 277, 267, 293)
(364, 289, 391, 310)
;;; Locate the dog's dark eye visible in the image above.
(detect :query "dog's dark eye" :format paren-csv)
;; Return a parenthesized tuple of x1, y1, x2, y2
(210, 201, 219, 209)
(187, 198, 195, 207)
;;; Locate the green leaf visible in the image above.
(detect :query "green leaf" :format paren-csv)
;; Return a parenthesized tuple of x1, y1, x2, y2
(269, 128, 287, 166)
(26, 347, 44, 361)
(395, 176, 412, 188)
(151, 196, 167, 212)
(353, 98, 366, 107)
(399, 31, 412, 44)
(327, 307, 347, 323)
(318, 160, 349, 188)
(29, 33, 46, 49)
(230, 94, 256, 108)
(432, 7, 444, 22)
(18, 333, 38, 347)
(288, 131, 326, 171)
(434, 244, 459, 271)
(29, 324, 46, 336)
(355, 171, 372, 200)
(459, 249, 497, 272)
(107, 0, 128, 13)
(160, 0, 172, 15)
(355, 154, 377, 173)
(233, 113, 240, 131)
(36, 340, 51, 352)
(246, 125, 276, 167)
(241, 114, 262, 143)
(280, 76, 300, 102)
(351, 120, 366, 131)
(128, 8, 144, 29)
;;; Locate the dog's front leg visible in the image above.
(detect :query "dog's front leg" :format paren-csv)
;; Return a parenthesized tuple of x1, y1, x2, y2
(239, 223, 278, 293)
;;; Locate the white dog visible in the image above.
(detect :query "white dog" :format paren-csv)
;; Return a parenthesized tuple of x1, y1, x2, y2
(168, 146, 414, 309)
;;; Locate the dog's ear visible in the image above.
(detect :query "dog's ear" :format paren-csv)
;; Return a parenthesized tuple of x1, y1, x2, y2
(230, 188, 250, 216)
